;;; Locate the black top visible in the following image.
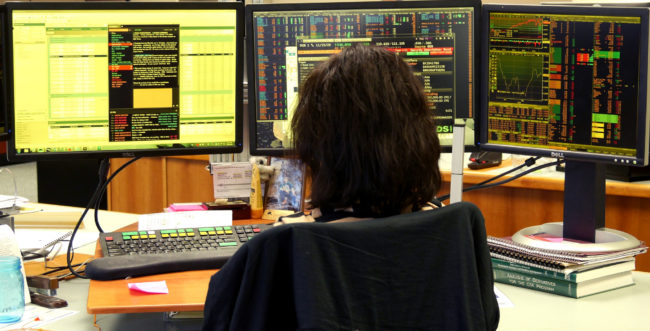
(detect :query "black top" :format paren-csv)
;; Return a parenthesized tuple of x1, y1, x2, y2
(202, 201, 499, 330)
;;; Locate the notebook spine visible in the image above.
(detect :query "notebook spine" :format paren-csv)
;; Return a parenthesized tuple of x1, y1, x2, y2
(42, 231, 73, 250)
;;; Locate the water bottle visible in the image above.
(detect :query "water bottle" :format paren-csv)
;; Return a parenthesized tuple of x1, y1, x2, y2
(0, 256, 25, 323)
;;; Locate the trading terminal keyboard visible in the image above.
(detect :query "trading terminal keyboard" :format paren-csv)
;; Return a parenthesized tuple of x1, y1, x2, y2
(85, 224, 272, 280)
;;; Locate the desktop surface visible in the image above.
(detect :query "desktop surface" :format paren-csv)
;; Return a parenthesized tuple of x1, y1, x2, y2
(86, 218, 273, 314)
(87, 269, 216, 314)
(16, 204, 650, 329)
(497, 271, 650, 330)
(63, 271, 650, 330)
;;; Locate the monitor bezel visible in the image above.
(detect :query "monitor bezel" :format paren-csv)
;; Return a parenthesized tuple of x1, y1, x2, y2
(0, 4, 6, 143)
(245, 0, 482, 156)
(4, 1, 244, 161)
(541, 1, 650, 7)
(479, 4, 650, 167)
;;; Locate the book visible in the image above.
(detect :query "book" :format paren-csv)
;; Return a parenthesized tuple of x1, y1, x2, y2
(493, 269, 634, 298)
(491, 257, 636, 282)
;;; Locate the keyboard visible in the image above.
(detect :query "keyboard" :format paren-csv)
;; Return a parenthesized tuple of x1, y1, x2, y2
(85, 224, 272, 280)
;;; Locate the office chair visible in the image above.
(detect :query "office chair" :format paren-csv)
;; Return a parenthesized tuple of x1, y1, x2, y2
(202, 201, 499, 331)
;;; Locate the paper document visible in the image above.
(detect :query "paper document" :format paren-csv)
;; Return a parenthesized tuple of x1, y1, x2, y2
(138, 210, 232, 231)
(494, 286, 514, 308)
(0, 194, 28, 209)
(0, 304, 77, 330)
(212, 162, 252, 199)
(15, 229, 98, 252)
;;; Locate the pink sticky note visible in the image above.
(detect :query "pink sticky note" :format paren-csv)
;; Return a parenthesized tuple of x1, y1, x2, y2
(525, 233, 564, 243)
(168, 203, 207, 212)
(128, 280, 169, 294)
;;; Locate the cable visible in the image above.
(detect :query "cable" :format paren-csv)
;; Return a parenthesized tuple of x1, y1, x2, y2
(66, 156, 141, 279)
(438, 158, 563, 202)
(439, 156, 542, 201)
(474, 156, 542, 187)
(93, 158, 111, 233)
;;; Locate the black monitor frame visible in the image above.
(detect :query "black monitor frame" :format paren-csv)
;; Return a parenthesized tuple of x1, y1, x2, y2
(246, 0, 481, 156)
(4, 1, 244, 161)
(542, 1, 650, 7)
(0, 5, 7, 143)
(480, 4, 650, 243)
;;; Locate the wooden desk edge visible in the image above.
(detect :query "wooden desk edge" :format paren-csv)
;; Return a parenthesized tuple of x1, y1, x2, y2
(87, 269, 218, 314)
(86, 218, 273, 314)
(441, 168, 650, 198)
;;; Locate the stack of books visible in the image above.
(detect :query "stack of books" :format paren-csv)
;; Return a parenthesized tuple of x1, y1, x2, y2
(488, 236, 647, 298)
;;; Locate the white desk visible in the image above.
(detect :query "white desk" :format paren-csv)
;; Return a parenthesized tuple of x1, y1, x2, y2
(12, 204, 650, 330)
(13, 203, 139, 256)
(27, 271, 650, 330)
(497, 271, 650, 331)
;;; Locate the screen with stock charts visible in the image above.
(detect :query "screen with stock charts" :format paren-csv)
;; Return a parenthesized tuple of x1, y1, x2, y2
(246, 1, 480, 155)
(481, 5, 650, 166)
(5, 2, 243, 160)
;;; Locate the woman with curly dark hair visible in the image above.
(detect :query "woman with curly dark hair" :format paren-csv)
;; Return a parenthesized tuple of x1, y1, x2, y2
(203, 43, 499, 331)
(286, 43, 442, 221)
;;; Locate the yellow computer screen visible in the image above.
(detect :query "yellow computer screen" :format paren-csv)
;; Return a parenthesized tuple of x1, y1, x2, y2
(9, 4, 242, 158)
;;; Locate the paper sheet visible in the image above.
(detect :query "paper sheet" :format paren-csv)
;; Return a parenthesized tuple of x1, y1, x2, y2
(211, 162, 252, 199)
(0, 195, 28, 210)
(138, 210, 232, 231)
(15, 229, 98, 251)
(0, 304, 77, 330)
(494, 286, 514, 308)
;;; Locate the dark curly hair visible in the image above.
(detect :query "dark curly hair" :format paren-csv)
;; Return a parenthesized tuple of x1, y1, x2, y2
(291, 44, 441, 218)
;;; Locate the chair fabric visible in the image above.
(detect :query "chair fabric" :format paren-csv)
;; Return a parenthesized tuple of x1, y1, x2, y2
(202, 201, 499, 330)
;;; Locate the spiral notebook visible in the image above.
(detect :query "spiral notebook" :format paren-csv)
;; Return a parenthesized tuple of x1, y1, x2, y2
(487, 235, 647, 270)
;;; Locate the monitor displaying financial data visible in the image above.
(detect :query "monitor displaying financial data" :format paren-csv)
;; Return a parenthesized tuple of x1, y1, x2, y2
(5, 2, 243, 160)
(481, 4, 650, 243)
(246, 1, 480, 155)
(481, 5, 650, 166)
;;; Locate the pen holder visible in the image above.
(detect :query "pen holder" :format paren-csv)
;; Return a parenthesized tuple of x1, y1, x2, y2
(0, 256, 25, 323)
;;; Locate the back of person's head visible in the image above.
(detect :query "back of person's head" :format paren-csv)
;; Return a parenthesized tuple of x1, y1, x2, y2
(291, 44, 441, 217)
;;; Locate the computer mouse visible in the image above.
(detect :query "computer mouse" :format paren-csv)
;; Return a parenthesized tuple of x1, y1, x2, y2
(468, 152, 502, 170)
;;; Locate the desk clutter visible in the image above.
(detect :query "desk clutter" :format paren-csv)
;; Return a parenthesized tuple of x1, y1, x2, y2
(85, 224, 272, 280)
(488, 236, 648, 298)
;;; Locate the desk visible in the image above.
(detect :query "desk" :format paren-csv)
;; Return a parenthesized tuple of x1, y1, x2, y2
(497, 271, 650, 331)
(13, 203, 139, 257)
(19, 205, 650, 330)
(44, 272, 650, 330)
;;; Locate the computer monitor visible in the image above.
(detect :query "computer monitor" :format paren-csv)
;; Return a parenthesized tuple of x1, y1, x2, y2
(542, 2, 650, 182)
(4, 2, 244, 161)
(481, 4, 650, 245)
(246, 1, 480, 156)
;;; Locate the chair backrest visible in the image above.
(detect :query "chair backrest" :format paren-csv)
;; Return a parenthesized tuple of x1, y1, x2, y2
(202, 201, 499, 331)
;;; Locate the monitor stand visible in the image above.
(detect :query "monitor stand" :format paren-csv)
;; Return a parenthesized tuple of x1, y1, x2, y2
(511, 160, 640, 252)
(449, 119, 467, 204)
